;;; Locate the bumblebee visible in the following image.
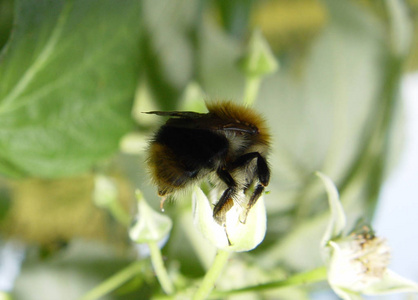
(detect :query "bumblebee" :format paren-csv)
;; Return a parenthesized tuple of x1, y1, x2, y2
(145, 101, 270, 226)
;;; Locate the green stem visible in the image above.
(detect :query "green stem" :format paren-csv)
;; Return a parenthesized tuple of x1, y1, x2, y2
(192, 250, 230, 300)
(243, 76, 261, 107)
(108, 201, 131, 227)
(79, 261, 143, 300)
(209, 266, 327, 298)
(148, 241, 175, 295)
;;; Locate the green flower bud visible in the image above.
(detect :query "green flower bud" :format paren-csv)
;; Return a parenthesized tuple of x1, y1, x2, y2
(179, 82, 207, 113)
(238, 29, 278, 78)
(93, 175, 118, 208)
(129, 190, 172, 244)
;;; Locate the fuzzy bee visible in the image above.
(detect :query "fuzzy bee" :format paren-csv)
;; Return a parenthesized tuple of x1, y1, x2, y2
(145, 101, 270, 226)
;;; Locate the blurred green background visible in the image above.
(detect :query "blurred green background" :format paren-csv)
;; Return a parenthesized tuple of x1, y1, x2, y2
(0, 0, 417, 299)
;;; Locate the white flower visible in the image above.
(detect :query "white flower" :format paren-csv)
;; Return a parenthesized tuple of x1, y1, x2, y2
(192, 186, 266, 252)
(317, 172, 418, 300)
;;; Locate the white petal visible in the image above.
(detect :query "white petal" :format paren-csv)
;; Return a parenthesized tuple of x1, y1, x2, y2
(332, 286, 364, 300)
(192, 187, 266, 252)
(225, 195, 266, 252)
(316, 172, 347, 247)
(192, 187, 230, 249)
(363, 269, 418, 295)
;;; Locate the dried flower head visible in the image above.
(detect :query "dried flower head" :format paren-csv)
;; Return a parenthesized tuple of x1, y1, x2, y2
(328, 227, 391, 292)
(317, 172, 418, 299)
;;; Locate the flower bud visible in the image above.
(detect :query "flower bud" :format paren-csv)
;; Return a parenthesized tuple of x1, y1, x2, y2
(129, 190, 172, 244)
(192, 187, 266, 252)
(238, 29, 278, 78)
(93, 175, 118, 208)
(179, 82, 207, 113)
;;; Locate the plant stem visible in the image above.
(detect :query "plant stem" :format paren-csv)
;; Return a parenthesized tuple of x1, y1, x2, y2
(209, 266, 327, 298)
(79, 261, 143, 300)
(192, 249, 230, 300)
(148, 241, 175, 295)
(108, 201, 131, 227)
(243, 76, 261, 107)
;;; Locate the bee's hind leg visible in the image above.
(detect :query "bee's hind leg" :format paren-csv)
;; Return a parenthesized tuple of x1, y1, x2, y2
(212, 188, 235, 225)
(213, 168, 237, 225)
(241, 184, 265, 223)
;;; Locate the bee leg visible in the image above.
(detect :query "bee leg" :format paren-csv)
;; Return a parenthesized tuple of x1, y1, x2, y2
(159, 196, 167, 212)
(213, 168, 237, 225)
(255, 154, 270, 187)
(244, 154, 270, 219)
(230, 152, 259, 169)
(241, 184, 265, 223)
(230, 153, 270, 224)
(157, 189, 170, 212)
(213, 187, 235, 225)
(230, 152, 270, 187)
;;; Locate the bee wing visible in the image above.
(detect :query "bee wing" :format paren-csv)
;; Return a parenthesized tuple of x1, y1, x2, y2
(218, 123, 258, 134)
(145, 111, 220, 131)
(143, 111, 205, 119)
(145, 111, 218, 130)
(145, 111, 257, 134)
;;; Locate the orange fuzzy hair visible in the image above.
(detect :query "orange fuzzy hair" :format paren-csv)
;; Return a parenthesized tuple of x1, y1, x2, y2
(205, 100, 271, 147)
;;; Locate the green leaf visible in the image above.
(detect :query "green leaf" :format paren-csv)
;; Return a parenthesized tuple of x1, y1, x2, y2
(215, 0, 253, 39)
(0, 0, 142, 178)
(386, 0, 412, 57)
(0, 0, 13, 50)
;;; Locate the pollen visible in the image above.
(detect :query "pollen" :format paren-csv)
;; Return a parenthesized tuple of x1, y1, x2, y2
(353, 234, 391, 279)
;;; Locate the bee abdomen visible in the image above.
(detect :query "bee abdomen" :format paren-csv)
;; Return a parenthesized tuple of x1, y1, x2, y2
(155, 126, 228, 168)
(148, 125, 229, 195)
(148, 143, 193, 195)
